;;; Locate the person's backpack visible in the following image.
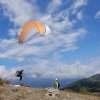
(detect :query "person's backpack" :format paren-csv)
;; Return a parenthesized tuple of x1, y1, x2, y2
(58, 82, 60, 88)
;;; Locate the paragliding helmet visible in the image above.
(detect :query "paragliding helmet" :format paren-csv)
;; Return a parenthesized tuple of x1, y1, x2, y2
(55, 79, 57, 81)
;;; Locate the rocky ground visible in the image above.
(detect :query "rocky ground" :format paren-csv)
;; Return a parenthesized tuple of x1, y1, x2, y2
(0, 85, 100, 100)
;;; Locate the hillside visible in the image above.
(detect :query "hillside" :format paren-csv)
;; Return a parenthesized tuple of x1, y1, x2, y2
(62, 73, 100, 93)
(0, 85, 100, 100)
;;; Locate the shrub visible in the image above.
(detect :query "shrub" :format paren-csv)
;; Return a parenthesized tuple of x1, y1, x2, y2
(3, 79, 10, 84)
(0, 77, 10, 85)
(0, 77, 3, 85)
(64, 89, 74, 93)
(79, 87, 93, 95)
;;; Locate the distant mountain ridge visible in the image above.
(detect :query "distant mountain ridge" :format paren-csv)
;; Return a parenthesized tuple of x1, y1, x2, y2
(89, 73, 100, 80)
(62, 73, 100, 93)
(10, 77, 80, 89)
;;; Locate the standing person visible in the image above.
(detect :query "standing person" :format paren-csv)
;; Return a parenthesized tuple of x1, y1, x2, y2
(54, 79, 58, 89)
(15, 70, 24, 81)
(54, 79, 60, 89)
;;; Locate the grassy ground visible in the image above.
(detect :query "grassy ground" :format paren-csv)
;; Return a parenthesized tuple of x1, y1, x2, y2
(0, 85, 100, 100)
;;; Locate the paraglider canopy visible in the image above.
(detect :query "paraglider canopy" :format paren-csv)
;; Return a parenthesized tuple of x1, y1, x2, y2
(18, 21, 50, 45)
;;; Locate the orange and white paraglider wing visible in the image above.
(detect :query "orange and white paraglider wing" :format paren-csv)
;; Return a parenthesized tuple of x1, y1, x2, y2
(18, 21, 45, 44)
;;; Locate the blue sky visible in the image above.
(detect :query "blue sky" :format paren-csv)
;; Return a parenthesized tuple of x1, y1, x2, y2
(0, 0, 100, 80)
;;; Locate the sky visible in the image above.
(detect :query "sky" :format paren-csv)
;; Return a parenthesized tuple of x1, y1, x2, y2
(0, 0, 100, 80)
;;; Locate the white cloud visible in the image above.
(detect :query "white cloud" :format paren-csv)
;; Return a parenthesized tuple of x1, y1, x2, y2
(0, 0, 89, 79)
(23, 57, 100, 78)
(46, 0, 63, 14)
(0, 0, 40, 26)
(0, 28, 87, 59)
(72, 0, 87, 10)
(0, 38, 16, 50)
(77, 11, 83, 20)
(70, 0, 87, 16)
(0, 66, 15, 79)
(95, 11, 100, 19)
(0, 57, 100, 79)
(8, 29, 16, 36)
(8, 28, 22, 36)
(17, 57, 25, 62)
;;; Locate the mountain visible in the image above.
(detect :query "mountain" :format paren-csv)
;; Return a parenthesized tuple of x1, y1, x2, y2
(62, 73, 100, 93)
(10, 77, 80, 89)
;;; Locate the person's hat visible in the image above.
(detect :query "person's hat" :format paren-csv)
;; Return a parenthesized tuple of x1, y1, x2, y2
(55, 78, 57, 80)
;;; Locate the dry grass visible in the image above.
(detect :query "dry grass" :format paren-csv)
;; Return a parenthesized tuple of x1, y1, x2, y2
(0, 77, 10, 85)
(0, 85, 100, 100)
